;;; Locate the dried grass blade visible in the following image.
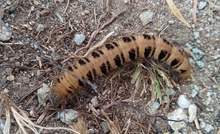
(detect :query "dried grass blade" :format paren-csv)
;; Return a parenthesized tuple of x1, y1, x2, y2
(166, 0, 191, 28)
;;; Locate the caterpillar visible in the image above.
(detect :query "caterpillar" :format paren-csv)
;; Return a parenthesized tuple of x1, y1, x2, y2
(51, 34, 191, 102)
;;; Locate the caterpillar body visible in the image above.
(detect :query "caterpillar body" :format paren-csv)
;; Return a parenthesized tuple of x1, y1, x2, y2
(51, 34, 191, 101)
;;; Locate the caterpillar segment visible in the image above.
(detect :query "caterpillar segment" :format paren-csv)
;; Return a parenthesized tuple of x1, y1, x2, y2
(51, 34, 192, 101)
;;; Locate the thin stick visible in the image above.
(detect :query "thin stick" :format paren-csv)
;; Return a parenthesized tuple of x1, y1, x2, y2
(63, 0, 70, 14)
(0, 63, 38, 70)
(74, 9, 125, 55)
(193, 0, 198, 27)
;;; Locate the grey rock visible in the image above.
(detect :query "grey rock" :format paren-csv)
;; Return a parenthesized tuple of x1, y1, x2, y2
(190, 84, 200, 98)
(100, 121, 109, 133)
(60, 109, 78, 125)
(192, 48, 204, 60)
(74, 34, 85, 45)
(139, 11, 154, 26)
(195, 61, 205, 68)
(37, 83, 50, 105)
(9, 6, 17, 12)
(177, 95, 190, 108)
(36, 24, 44, 32)
(168, 108, 188, 131)
(188, 104, 197, 123)
(198, 2, 207, 10)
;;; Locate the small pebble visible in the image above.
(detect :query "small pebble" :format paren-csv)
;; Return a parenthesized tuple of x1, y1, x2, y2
(188, 104, 197, 123)
(100, 121, 109, 133)
(195, 61, 205, 68)
(36, 24, 44, 32)
(139, 11, 154, 26)
(37, 83, 50, 105)
(82, 10, 90, 15)
(60, 109, 79, 125)
(6, 75, 15, 81)
(193, 32, 199, 39)
(87, 128, 95, 134)
(0, 26, 12, 41)
(192, 48, 204, 60)
(190, 84, 200, 98)
(177, 95, 190, 108)
(91, 97, 99, 107)
(189, 58, 195, 68)
(3, 88, 9, 93)
(168, 20, 174, 24)
(198, 2, 207, 10)
(199, 120, 206, 128)
(22, 76, 30, 84)
(148, 101, 160, 114)
(74, 34, 85, 45)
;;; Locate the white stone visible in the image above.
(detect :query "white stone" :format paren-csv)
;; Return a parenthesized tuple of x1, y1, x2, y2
(168, 108, 188, 131)
(198, 2, 207, 10)
(178, 95, 190, 108)
(60, 109, 78, 125)
(188, 104, 197, 123)
(205, 124, 214, 132)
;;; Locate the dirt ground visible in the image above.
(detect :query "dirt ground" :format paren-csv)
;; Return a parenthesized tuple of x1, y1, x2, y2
(0, 0, 220, 134)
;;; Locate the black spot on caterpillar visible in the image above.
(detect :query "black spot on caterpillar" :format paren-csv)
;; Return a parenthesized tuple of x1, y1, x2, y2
(51, 34, 191, 102)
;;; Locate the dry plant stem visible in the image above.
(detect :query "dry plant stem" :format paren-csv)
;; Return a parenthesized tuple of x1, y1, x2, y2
(74, 9, 125, 55)
(101, 109, 120, 134)
(46, 27, 66, 44)
(83, 31, 114, 57)
(194, 118, 202, 134)
(193, 0, 198, 27)
(11, 107, 80, 134)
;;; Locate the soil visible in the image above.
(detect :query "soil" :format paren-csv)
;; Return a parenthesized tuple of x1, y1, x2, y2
(0, 0, 219, 134)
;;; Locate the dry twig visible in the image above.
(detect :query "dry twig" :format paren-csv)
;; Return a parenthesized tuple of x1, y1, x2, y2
(74, 9, 125, 55)
(193, 0, 198, 27)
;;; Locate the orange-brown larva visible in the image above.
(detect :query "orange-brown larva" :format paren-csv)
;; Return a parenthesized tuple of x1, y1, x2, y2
(51, 34, 191, 102)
